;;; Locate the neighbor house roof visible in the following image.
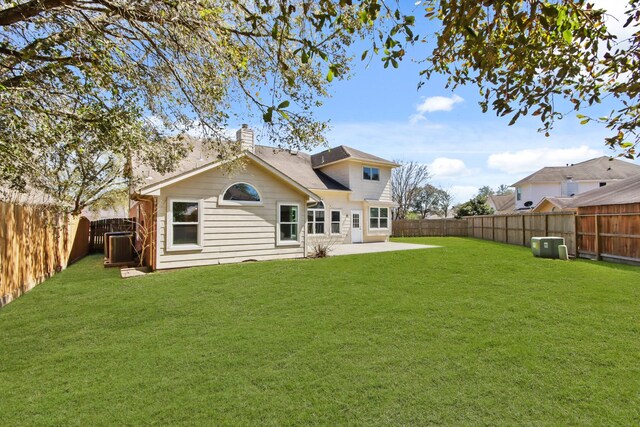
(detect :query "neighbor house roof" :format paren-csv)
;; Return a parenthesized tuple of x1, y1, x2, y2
(512, 156, 640, 187)
(532, 196, 576, 212)
(567, 174, 640, 207)
(311, 145, 399, 168)
(487, 194, 515, 214)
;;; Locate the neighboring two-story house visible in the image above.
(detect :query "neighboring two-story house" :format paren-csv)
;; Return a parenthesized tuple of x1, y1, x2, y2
(130, 125, 399, 270)
(512, 156, 640, 211)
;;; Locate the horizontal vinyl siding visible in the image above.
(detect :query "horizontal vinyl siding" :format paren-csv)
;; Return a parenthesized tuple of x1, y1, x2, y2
(156, 159, 306, 269)
(306, 190, 389, 244)
(346, 163, 393, 202)
(317, 163, 350, 188)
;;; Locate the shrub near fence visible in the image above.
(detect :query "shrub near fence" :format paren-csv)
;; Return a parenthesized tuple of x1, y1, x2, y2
(0, 202, 90, 306)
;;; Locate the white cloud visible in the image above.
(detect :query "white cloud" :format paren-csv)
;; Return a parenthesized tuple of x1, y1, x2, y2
(590, 0, 634, 42)
(410, 94, 463, 123)
(487, 145, 604, 174)
(428, 157, 469, 178)
(450, 186, 478, 204)
(417, 94, 464, 113)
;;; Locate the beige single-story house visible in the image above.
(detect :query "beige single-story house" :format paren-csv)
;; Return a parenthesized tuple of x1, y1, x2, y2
(130, 125, 399, 270)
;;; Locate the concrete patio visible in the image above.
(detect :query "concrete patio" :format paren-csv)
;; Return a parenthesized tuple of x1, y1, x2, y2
(329, 241, 439, 256)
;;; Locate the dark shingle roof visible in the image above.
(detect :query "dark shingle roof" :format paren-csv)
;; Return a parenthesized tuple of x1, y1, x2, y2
(311, 145, 399, 168)
(136, 139, 351, 192)
(568, 174, 640, 207)
(512, 157, 640, 187)
(253, 146, 350, 191)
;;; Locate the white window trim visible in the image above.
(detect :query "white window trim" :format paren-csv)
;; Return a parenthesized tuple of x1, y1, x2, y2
(166, 198, 204, 251)
(218, 182, 263, 206)
(363, 165, 381, 182)
(276, 202, 301, 246)
(369, 206, 389, 230)
(330, 209, 341, 235)
(307, 207, 326, 236)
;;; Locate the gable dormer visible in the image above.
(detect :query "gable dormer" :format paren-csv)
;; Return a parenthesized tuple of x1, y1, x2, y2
(311, 146, 399, 201)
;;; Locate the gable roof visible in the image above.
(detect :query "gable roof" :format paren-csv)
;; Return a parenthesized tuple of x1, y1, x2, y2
(567, 174, 640, 207)
(532, 196, 576, 212)
(137, 150, 321, 201)
(311, 145, 399, 168)
(253, 146, 349, 191)
(512, 156, 640, 187)
(487, 194, 515, 213)
(137, 138, 404, 197)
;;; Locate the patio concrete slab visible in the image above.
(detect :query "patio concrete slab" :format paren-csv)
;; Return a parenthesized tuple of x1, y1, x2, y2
(329, 242, 439, 256)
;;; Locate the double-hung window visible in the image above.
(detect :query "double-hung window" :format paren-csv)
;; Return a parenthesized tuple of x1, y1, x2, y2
(363, 166, 380, 181)
(307, 201, 325, 235)
(330, 210, 341, 234)
(167, 198, 203, 250)
(369, 207, 389, 230)
(277, 203, 300, 245)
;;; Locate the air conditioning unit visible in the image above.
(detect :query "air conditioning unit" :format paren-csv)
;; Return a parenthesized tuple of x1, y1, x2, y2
(531, 237, 565, 259)
(104, 232, 135, 265)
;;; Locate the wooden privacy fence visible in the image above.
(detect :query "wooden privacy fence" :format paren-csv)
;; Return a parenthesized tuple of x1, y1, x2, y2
(576, 203, 640, 264)
(0, 202, 90, 306)
(394, 211, 640, 264)
(90, 218, 136, 253)
(466, 212, 577, 255)
(392, 218, 468, 237)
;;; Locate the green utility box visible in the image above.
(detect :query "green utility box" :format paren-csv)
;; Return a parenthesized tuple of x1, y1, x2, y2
(531, 237, 565, 259)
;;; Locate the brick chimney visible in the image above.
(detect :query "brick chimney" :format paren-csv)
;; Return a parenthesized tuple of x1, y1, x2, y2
(236, 124, 254, 153)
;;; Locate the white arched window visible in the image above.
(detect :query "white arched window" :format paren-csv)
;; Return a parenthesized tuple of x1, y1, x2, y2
(219, 182, 262, 206)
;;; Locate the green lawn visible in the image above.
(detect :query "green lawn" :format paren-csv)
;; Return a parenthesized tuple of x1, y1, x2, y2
(1, 237, 639, 426)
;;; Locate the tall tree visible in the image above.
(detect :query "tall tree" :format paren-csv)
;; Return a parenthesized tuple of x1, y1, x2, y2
(413, 184, 439, 219)
(0, 0, 411, 193)
(391, 161, 430, 219)
(455, 195, 494, 218)
(434, 187, 454, 218)
(496, 184, 514, 196)
(477, 185, 495, 198)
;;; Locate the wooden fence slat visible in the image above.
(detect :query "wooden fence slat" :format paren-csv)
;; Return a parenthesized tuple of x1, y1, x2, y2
(0, 202, 93, 307)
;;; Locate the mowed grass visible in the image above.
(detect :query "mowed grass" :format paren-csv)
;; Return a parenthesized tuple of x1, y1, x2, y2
(1, 237, 639, 426)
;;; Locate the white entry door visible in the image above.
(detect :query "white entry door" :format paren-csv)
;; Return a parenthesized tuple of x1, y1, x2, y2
(351, 210, 363, 243)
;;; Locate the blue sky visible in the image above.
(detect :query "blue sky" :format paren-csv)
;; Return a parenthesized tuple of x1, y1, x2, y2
(257, 0, 639, 203)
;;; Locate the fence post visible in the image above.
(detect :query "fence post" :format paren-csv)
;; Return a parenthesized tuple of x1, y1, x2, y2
(594, 214, 600, 260)
(543, 213, 548, 236)
(574, 213, 579, 257)
(521, 215, 526, 247)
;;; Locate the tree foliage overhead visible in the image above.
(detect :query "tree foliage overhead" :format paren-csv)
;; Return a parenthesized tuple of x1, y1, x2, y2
(0, 0, 411, 193)
(416, 0, 639, 158)
(2, 0, 639, 210)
